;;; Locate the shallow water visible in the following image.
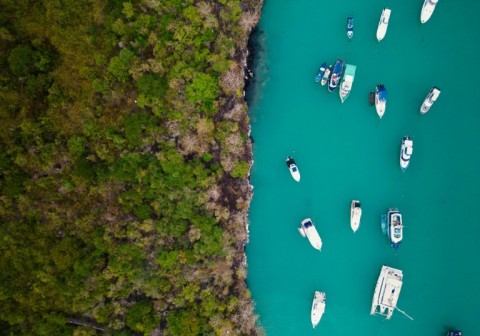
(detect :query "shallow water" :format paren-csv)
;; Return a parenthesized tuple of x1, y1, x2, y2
(246, 0, 480, 335)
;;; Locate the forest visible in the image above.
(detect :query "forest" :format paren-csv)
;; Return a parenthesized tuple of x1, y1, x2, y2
(0, 0, 262, 334)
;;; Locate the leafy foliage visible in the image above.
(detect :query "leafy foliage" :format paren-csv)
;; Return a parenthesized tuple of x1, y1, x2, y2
(0, 0, 262, 334)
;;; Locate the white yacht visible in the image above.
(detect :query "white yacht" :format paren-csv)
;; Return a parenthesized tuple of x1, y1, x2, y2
(376, 8, 391, 41)
(421, 0, 439, 24)
(286, 157, 300, 182)
(311, 291, 326, 328)
(420, 86, 441, 114)
(350, 200, 362, 233)
(299, 218, 322, 251)
(400, 136, 413, 172)
(370, 265, 403, 319)
(339, 64, 357, 103)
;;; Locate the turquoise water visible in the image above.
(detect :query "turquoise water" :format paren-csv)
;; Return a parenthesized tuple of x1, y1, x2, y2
(246, 0, 480, 335)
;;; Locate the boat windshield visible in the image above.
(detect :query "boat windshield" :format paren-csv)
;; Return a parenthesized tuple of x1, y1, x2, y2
(291, 166, 297, 172)
(304, 221, 313, 228)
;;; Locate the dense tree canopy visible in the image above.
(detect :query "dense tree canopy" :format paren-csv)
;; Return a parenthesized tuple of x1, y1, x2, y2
(0, 0, 262, 334)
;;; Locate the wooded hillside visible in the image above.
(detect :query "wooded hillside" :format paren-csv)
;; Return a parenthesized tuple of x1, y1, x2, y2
(0, 0, 262, 334)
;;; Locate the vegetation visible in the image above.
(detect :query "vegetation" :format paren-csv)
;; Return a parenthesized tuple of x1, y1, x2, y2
(0, 0, 262, 334)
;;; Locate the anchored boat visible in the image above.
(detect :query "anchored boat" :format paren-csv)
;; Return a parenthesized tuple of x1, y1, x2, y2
(376, 8, 391, 41)
(447, 330, 462, 336)
(346, 16, 354, 39)
(400, 136, 414, 172)
(375, 84, 388, 118)
(286, 157, 300, 182)
(321, 65, 333, 86)
(299, 218, 322, 251)
(311, 291, 326, 328)
(371, 265, 408, 319)
(420, 86, 441, 114)
(328, 59, 345, 92)
(339, 64, 356, 103)
(421, 0, 439, 24)
(381, 208, 403, 250)
(314, 63, 327, 83)
(350, 200, 362, 233)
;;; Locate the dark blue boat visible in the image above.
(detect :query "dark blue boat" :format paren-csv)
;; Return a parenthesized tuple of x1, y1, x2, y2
(328, 59, 345, 92)
(381, 208, 403, 250)
(314, 62, 327, 83)
(447, 331, 462, 336)
(347, 17, 354, 39)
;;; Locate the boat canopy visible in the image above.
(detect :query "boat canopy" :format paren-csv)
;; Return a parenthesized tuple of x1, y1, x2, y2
(378, 86, 388, 100)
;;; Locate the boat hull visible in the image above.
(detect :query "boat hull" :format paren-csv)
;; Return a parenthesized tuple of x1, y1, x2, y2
(300, 218, 322, 251)
(311, 291, 326, 328)
(376, 8, 391, 41)
(350, 200, 361, 233)
(328, 59, 345, 92)
(421, 0, 438, 23)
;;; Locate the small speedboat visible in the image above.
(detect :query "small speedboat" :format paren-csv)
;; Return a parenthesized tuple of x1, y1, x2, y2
(369, 92, 375, 105)
(381, 208, 403, 251)
(421, 0, 439, 24)
(328, 59, 345, 92)
(339, 64, 356, 103)
(447, 330, 462, 336)
(311, 291, 326, 328)
(375, 84, 388, 118)
(346, 16, 354, 39)
(350, 200, 362, 233)
(321, 65, 333, 86)
(420, 86, 441, 114)
(286, 157, 300, 182)
(376, 8, 391, 41)
(400, 136, 413, 172)
(299, 218, 322, 251)
(314, 63, 327, 83)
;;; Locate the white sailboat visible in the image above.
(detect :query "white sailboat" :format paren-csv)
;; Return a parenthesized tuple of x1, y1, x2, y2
(376, 8, 391, 42)
(311, 291, 326, 328)
(350, 200, 362, 233)
(298, 218, 322, 251)
(421, 0, 439, 24)
(370, 265, 411, 320)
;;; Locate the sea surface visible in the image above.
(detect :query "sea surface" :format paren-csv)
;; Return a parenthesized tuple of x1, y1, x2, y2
(245, 0, 480, 335)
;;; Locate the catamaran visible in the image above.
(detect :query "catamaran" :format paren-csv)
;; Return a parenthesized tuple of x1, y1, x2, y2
(328, 59, 345, 92)
(314, 63, 327, 83)
(339, 64, 356, 103)
(375, 84, 387, 118)
(350, 200, 362, 233)
(400, 136, 414, 172)
(420, 86, 441, 114)
(421, 0, 439, 24)
(376, 8, 391, 41)
(299, 218, 322, 251)
(381, 208, 403, 250)
(371, 265, 409, 320)
(286, 157, 300, 182)
(346, 17, 354, 39)
(321, 65, 332, 86)
(311, 291, 326, 328)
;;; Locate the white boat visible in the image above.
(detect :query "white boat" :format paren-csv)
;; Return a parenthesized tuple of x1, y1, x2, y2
(350, 200, 362, 233)
(286, 157, 300, 182)
(321, 65, 332, 86)
(339, 64, 357, 103)
(375, 84, 387, 118)
(376, 8, 391, 42)
(400, 136, 413, 172)
(298, 218, 322, 251)
(421, 0, 439, 24)
(370, 265, 403, 319)
(420, 86, 441, 114)
(311, 291, 326, 328)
